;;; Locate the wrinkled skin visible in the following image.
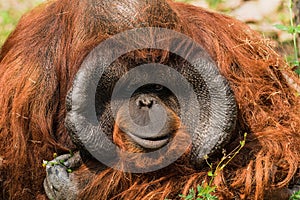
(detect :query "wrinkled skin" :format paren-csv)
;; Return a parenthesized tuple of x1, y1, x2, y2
(44, 154, 81, 200)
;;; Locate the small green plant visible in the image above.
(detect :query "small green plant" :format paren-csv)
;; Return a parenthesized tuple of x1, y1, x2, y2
(42, 152, 73, 173)
(275, 0, 300, 74)
(179, 184, 218, 200)
(179, 133, 247, 200)
(290, 190, 300, 200)
(205, 133, 247, 186)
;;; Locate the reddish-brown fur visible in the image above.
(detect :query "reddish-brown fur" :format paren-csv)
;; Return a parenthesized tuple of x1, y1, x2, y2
(1, 0, 300, 199)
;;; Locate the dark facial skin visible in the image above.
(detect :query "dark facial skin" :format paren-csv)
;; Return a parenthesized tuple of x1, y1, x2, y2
(116, 84, 181, 150)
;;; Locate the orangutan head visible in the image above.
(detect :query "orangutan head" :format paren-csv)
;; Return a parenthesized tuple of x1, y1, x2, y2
(63, 27, 237, 172)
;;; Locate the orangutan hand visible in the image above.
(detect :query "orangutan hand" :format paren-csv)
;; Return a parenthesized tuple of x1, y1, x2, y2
(43, 152, 82, 200)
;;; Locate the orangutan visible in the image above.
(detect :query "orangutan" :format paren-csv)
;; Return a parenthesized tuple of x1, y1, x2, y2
(0, 0, 300, 199)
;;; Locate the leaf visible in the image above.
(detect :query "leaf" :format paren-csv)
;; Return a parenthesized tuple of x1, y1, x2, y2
(295, 25, 300, 33)
(290, 190, 300, 200)
(208, 195, 219, 200)
(185, 194, 194, 200)
(288, 26, 296, 34)
(208, 171, 214, 177)
(274, 24, 295, 34)
(189, 188, 195, 195)
(179, 188, 195, 200)
(202, 186, 216, 194)
(197, 185, 203, 193)
(294, 60, 300, 67)
(274, 24, 290, 31)
(294, 68, 300, 76)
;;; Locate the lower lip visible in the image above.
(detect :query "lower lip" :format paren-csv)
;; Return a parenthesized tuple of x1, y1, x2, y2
(127, 132, 169, 149)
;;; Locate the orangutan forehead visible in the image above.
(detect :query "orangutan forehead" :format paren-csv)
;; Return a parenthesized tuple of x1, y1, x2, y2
(84, 0, 180, 34)
(97, 49, 208, 74)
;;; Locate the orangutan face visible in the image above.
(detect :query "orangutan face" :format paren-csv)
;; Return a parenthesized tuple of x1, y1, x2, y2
(64, 34, 237, 172)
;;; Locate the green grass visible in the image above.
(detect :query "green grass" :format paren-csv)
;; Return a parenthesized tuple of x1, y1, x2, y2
(0, 0, 44, 46)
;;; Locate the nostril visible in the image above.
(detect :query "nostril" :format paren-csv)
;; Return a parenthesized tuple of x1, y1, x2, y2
(136, 95, 155, 108)
(140, 99, 153, 108)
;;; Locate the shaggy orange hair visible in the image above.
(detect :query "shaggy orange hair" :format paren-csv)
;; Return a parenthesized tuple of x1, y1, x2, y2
(0, 0, 300, 199)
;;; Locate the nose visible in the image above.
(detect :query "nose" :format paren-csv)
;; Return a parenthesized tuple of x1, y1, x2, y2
(136, 95, 156, 109)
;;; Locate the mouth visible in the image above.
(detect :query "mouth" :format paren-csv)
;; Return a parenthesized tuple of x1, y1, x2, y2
(127, 132, 170, 149)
